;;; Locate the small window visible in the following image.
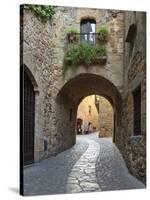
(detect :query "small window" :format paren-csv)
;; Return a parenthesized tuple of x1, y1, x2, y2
(80, 19, 96, 45)
(133, 85, 141, 136)
(126, 24, 137, 57)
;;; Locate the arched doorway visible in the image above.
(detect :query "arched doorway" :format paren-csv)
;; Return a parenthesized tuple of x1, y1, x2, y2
(22, 67, 35, 165)
(56, 73, 122, 152)
(23, 70, 35, 164)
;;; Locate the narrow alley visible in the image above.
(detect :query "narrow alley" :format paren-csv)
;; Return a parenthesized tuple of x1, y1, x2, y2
(24, 133, 145, 196)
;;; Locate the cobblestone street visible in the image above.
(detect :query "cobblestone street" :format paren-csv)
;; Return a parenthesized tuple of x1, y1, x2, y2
(24, 133, 145, 196)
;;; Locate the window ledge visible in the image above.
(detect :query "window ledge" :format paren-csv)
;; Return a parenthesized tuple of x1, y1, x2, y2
(130, 135, 142, 145)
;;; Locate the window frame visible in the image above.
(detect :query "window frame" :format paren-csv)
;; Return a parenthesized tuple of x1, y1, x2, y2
(80, 18, 96, 45)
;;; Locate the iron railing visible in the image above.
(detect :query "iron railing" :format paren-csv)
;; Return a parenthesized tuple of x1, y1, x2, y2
(69, 33, 100, 45)
(79, 33, 97, 45)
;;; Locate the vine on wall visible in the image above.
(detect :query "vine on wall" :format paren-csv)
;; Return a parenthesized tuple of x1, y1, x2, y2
(24, 5, 55, 21)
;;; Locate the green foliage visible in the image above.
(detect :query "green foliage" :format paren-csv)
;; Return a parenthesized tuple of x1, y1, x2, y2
(95, 45, 107, 56)
(66, 28, 79, 34)
(64, 45, 81, 67)
(97, 27, 109, 43)
(64, 43, 106, 71)
(79, 43, 97, 65)
(24, 4, 55, 21)
(66, 28, 79, 43)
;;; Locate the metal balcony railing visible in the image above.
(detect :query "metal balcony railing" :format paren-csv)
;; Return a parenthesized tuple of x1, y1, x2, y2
(68, 33, 100, 45)
(79, 33, 97, 45)
(65, 33, 107, 67)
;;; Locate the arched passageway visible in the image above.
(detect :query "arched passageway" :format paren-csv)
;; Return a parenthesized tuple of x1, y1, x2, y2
(76, 95, 114, 138)
(56, 73, 122, 152)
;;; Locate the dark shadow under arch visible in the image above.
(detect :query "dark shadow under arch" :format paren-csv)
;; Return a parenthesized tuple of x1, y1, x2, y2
(57, 73, 122, 109)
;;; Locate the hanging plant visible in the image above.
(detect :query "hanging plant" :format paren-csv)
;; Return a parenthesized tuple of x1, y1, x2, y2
(63, 43, 107, 72)
(97, 27, 109, 43)
(66, 28, 79, 44)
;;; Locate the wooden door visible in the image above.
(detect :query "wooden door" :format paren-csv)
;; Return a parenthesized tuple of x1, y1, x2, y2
(133, 86, 141, 136)
(24, 71, 35, 165)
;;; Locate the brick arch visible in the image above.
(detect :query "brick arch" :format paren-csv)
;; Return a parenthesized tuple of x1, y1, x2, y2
(58, 73, 122, 109)
(62, 65, 123, 95)
(56, 73, 122, 152)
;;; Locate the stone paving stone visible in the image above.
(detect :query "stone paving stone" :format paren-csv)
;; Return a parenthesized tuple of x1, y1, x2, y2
(93, 135, 145, 191)
(66, 138, 101, 193)
(23, 133, 145, 196)
(23, 137, 89, 196)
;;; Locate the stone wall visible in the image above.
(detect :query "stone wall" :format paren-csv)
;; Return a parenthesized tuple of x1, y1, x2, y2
(98, 96, 113, 137)
(23, 9, 55, 161)
(63, 8, 124, 94)
(116, 11, 146, 184)
(22, 5, 146, 184)
(23, 6, 125, 162)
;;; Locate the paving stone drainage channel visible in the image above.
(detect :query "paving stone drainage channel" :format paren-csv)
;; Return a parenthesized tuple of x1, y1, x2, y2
(24, 133, 145, 196)
(66, 138, 101, 193)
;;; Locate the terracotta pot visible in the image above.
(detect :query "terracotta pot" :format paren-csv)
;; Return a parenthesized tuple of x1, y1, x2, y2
(67, 33, 77, 43)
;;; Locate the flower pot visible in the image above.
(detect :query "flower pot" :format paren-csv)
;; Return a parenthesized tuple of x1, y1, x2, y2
(67, 33, 78, 43)
(97, 35, 107, 43)
(95, 55, 107, 65)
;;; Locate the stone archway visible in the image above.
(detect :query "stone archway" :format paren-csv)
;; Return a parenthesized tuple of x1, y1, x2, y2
(56, 73, 122, 153)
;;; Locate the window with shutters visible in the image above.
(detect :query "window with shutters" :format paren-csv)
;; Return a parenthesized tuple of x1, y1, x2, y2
(80, 19, 96, 45)
(133, 85, 141, 136)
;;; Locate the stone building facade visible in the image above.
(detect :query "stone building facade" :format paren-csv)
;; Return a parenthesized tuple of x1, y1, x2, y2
(21, 5, 146, 184)
(117, 11, 146, 184)
(77, 95, 99, 131)
(77, 95, 113, 136)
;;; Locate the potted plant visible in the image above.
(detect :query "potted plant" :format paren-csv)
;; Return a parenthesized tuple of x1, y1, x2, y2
(66, 28, 79, 43)
(97, 27, 109, 43)
(95, 45, 107, 64)
(63, 43, 107, 72)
